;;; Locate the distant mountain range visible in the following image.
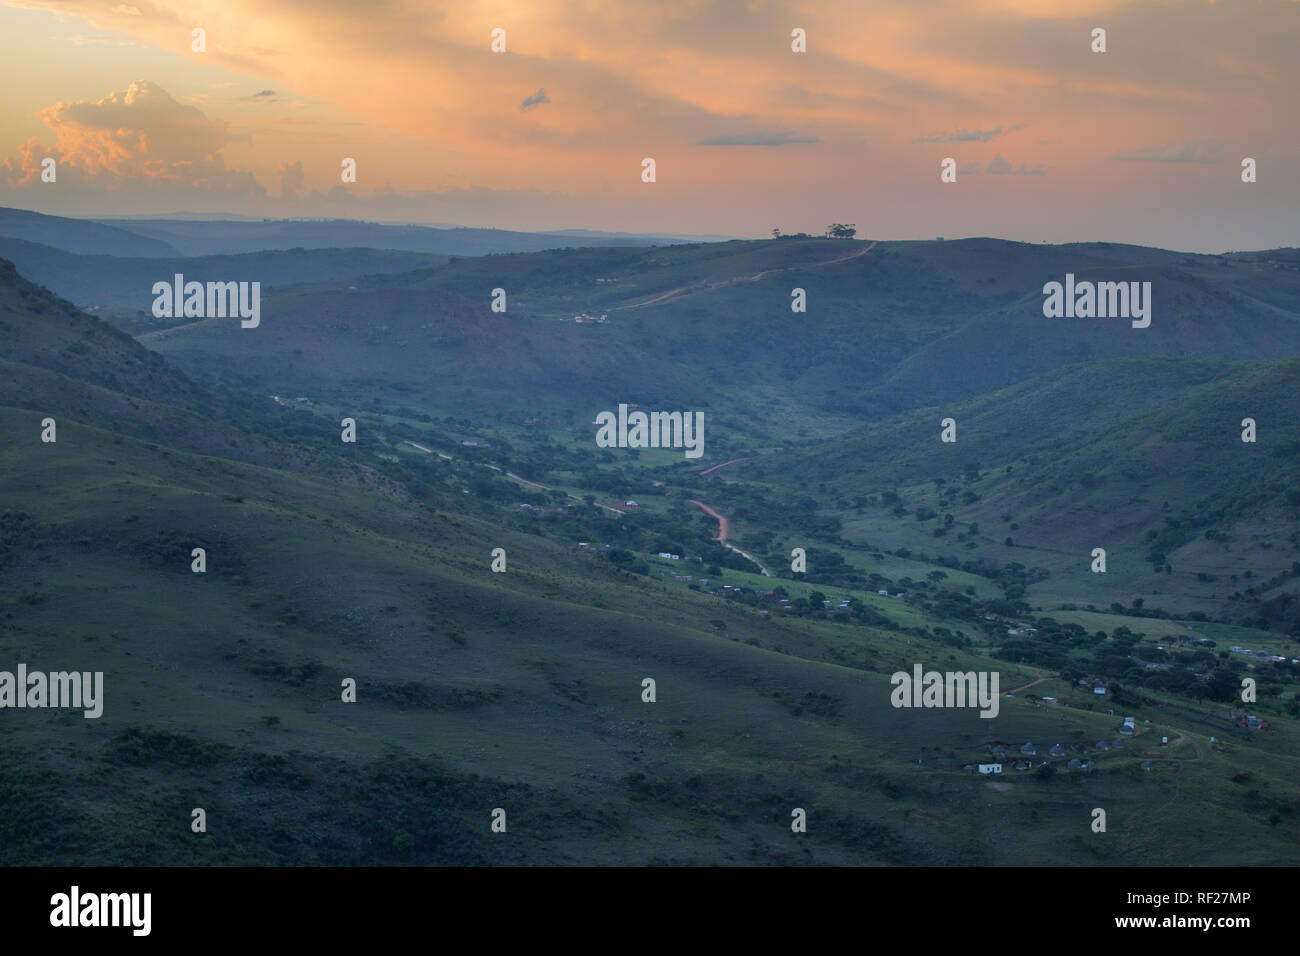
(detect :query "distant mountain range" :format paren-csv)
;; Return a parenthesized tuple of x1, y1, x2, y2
(0, 206, 714, 258)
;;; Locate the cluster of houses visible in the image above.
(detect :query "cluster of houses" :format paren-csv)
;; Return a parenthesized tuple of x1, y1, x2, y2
(1077, 678, 1110, 696)
(967, 757, 1098, 774)
(573, 313, 608, 324)
(1006, 625, 1039, 637)
(714, 588, 857, 611)
(1228, 709, 1270, 732)
(654, 570, 878, 617)
(965, 733, 1153, 774)
(671, 574, 712, 587)
(1130, 655, 1173, 672)
(576, 542, 612, 555)
(517, 502, 566, 515)
(877, 589, 908, 599)
(1229, 646, 1297, 664)
(717, 584, 772, 599)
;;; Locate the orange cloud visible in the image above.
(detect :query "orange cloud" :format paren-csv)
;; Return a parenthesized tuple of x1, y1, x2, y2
(3, 79, 261, 194)
(1, 0, 1296, 247)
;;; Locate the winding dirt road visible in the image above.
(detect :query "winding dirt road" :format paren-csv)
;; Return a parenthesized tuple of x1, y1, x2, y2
(401, 441, 771, 573)
(688, 499, 770, 576)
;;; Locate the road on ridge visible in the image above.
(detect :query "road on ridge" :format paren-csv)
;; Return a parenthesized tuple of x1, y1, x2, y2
(621, 240, 878, 311)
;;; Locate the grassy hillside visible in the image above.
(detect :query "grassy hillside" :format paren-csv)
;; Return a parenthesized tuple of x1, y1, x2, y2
(2, 264, 1300, 868)
(753, 355, 1300, 629)
(138, 237, 1300, 434)
(6, 406, 1300, 865)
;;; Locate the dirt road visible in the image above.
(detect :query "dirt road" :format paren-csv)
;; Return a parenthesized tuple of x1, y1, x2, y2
(1003, 676, 1057, 695)
(697, 457, 753, 477)
(687, 499, 770, 576)
(621, 240, 878, 311)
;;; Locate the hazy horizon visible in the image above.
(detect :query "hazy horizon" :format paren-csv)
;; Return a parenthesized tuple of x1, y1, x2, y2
(5, 204, 1299, 256)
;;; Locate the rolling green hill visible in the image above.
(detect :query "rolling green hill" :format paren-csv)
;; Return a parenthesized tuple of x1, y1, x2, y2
(137, 237, 1300, 433)
(3, 236, 1300, 866)
(751, 355, 1300, 630)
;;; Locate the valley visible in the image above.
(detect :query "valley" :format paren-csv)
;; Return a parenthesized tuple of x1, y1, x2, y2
(1, 210, 1298, 865)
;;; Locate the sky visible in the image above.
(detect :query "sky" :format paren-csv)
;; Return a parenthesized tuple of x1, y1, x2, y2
(0, 0, 1296, 251)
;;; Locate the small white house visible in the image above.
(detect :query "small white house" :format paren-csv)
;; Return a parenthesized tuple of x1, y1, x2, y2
(978, 763, 1002, 775)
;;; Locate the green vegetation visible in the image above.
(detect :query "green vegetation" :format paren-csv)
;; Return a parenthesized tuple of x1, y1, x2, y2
(3, 232, 1300, 865)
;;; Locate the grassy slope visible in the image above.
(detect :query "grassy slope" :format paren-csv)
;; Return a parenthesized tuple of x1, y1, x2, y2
(2, 256, 1299, 865)
(140, 238, 1300, 435)
(754, 355, 1300, 621)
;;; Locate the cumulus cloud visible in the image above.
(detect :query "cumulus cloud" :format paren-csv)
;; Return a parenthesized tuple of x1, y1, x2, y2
(697, 130, 818, 146)
(0, 79, 262, 199)
(519, 88, 550, 112)
(1111, 138, 1225, 163)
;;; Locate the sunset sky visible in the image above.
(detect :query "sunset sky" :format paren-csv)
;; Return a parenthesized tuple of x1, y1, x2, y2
(1, 0, 1296, 251)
